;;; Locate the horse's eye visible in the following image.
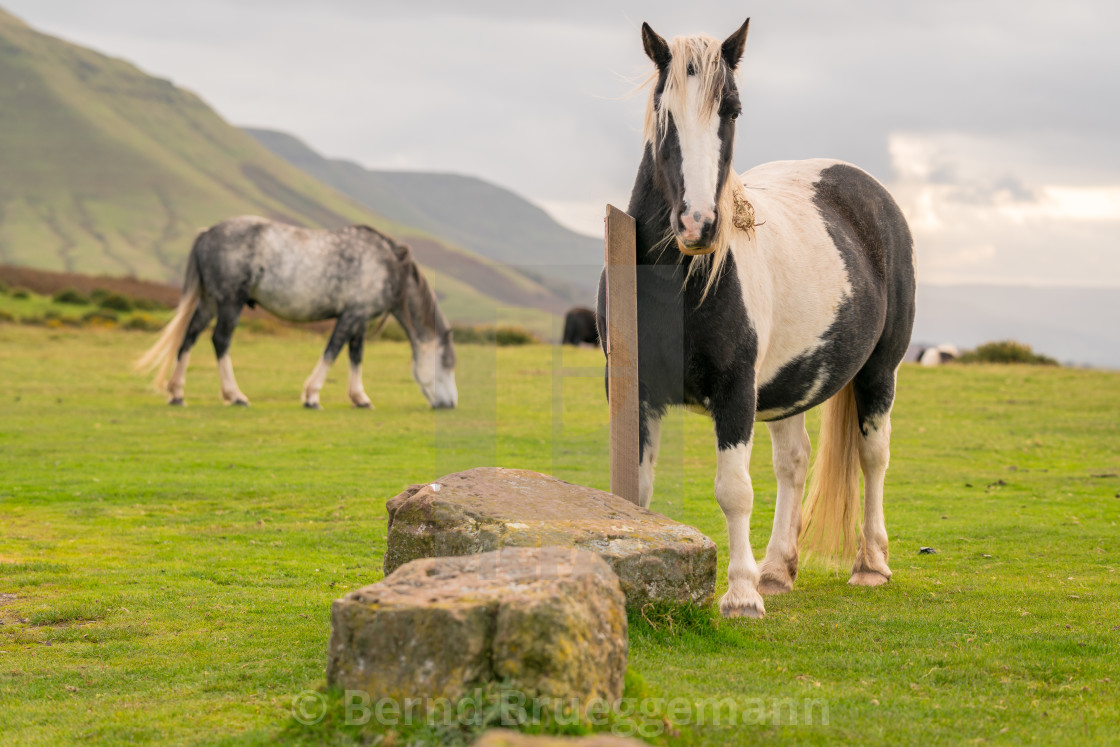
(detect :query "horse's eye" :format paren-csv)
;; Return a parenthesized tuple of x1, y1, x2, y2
(686, 63, 696, 76)
(731, 110, 740, 120)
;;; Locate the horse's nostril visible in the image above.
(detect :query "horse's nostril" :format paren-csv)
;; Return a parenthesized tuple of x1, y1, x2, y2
(693, 211, 702, 222)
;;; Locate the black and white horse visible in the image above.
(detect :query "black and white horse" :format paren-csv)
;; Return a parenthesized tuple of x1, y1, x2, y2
(597, 20, 916, 618)
(137, 216, 457, 409)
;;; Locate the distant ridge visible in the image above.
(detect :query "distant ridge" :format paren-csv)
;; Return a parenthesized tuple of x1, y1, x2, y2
(0, 7, 564, 320)
(245, 128, 604, 303)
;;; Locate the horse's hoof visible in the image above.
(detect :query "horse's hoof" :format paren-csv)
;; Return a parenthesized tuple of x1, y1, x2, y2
(303, 402, 321, 410)
(849, 570, 891, 587)
(232, 399, 250, 407)
(719, 587, 765, 619)
(168, 398, 185, 406)
(758, 573, 794, 596)
(353, 401, 373, 409)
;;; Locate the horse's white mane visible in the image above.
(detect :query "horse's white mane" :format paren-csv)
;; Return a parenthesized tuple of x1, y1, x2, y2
(642, 34, 747, 303)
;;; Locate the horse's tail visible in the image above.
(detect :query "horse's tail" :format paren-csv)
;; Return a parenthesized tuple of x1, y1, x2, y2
(134, 237, 203, 391)
(799, 381, 862, 564)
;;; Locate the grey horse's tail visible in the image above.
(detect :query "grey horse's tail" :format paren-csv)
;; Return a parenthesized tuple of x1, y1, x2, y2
(134, 234, 204, 391)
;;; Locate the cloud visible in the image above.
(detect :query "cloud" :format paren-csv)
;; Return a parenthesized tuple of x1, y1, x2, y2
(887, 131, 1120, 286)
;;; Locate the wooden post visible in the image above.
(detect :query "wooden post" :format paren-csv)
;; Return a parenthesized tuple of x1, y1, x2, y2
(604, 204, 640, 505)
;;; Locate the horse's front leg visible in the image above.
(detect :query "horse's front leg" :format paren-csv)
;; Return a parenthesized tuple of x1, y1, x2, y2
(713, 389, 765, 618)
(759, 412, 811, 594)
(638, 403, 661, 509)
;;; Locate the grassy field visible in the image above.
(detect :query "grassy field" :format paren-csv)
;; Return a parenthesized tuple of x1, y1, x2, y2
(1, 322, 1118, 745)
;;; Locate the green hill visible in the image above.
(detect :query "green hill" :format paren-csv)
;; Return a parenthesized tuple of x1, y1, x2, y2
(246, 128, 604, 303)
(0, 7, 564, 321)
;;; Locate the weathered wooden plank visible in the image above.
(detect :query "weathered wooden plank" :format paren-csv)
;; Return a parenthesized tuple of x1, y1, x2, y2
(604, 204, 640, 505)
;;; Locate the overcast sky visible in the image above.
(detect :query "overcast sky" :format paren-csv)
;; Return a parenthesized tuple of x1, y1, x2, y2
(7, 0, 1120, 287)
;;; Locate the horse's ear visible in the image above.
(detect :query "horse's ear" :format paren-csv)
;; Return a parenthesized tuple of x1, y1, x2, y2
(721, 18, 750, 70)
(642, 22, 671, 70)
(392, 242, 412, 263)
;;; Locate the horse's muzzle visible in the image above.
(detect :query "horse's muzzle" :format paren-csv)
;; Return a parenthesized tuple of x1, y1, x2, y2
(676, 209, 717, 255)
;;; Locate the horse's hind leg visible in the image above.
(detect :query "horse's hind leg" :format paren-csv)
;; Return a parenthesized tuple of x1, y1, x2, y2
(212, 302, 249, 406)
(849, 367, 897, 586)
(168, 303, 215, 405)
(302, 313, 367, 409)
(759, 412, 811, 595)
(346, 326, 372, 408)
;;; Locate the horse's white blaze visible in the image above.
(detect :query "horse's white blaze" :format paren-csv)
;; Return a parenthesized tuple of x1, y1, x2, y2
(674, 77, 722, 234)
(217, 354, 247, 404)
(302, 356, 333, 407)
(638, 413, 662, 509)
(730, 159, 854, 411)
(759, 413, 811, 591)
(714, 440, 765, 617)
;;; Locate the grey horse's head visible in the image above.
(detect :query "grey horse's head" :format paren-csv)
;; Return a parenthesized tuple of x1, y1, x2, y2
(393, 245, 457, 409)
(412, 327, 457, 409)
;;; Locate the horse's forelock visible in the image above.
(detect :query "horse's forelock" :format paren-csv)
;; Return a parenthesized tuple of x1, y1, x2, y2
(642, 34, 731, 147)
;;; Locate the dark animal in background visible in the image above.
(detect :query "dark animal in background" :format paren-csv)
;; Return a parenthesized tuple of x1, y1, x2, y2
(562, 307, 599, 346)
(136, 216, 457, 409)
(597, 19, 916, 618)
(919, 344, 958, 366)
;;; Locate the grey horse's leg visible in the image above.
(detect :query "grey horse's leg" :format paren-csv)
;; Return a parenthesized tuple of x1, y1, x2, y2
(346, 326, 372, 408)
(212, 302, 249, 406)
(167, 303, 215, 405)
(302, 313, 369, 409)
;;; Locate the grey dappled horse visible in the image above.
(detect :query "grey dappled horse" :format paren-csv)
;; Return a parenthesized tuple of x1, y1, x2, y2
(596, 20, 916, 618)
(137, 216, 457, 409)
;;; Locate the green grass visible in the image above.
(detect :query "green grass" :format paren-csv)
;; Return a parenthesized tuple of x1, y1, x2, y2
(1, 323, 1118, 745)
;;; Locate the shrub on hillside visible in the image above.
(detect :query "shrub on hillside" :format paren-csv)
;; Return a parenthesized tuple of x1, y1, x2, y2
(123, 313, 163, 332)
(449, 323, 540, 346)
(53, 288, 90, 305)
(495, 325, 539, 346)
(956, 340, 1058, 366)
(11, 287, 31, 300)
(25, 310, 82, 328)
(132, 297, 168, 311)
(90, 288, 111, 304)
(0, 309, 14, 323)
(98, 292, 133, 312)
(82, 309, 119, 326)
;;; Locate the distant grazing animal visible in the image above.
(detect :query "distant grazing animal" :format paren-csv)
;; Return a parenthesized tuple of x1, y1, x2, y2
(562, 307, 599, 346)
(596, 20, 916, 618)
(919, 344, 958, 366)
(136, 216, 457, 409)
